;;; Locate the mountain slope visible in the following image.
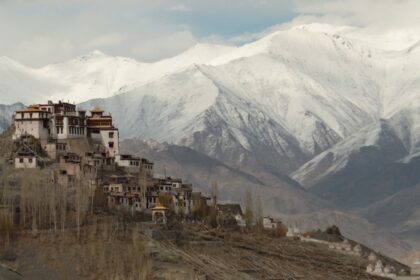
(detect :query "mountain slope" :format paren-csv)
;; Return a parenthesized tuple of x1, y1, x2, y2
(355, 164, 420, 247)
(0, 103, 24, 132)
(80, 28, 392, 175)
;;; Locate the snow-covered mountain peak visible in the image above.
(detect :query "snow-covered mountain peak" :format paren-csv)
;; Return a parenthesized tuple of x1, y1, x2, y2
(0, 56, 35, 72)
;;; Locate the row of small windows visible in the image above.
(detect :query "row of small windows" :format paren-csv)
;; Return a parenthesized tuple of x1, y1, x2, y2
(56, 144, 66, 151)
(148, 197, 158, 203)
(18, 158, 34, 163)
(19, 112, 49, 119)
(69, 126, 85, 135)
(149, 186, 171, 191)
(56, 126, 85, 135)
(127, 187, 141, 191)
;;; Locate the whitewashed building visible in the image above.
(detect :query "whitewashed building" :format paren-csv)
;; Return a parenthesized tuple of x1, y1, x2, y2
(14, 152, 37, 169)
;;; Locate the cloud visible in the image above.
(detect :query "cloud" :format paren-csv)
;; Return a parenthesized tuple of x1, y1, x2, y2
(130, 30, 197, 62)
(13, 37, 75, 67)
(292, 0, 420, 50)
(0, 0, 202, 66)
(85, 34, 126, 49)
(170, 4, 191, 12)
(295, 0, 420, 29)
(1, 0, 419, 67)
(210, 0, 420, 50)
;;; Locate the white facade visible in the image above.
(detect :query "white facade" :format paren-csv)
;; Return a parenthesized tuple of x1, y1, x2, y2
(56, 115, 87, 140)
(90, 129, 119, 156)
(102, 129, 119, 156)
(263, 217, 278, 230)
(107, 183, 124, 192)
(13, 110, 50, 140)
(15, 156, 37, 169)
(115, 154, 139, 173)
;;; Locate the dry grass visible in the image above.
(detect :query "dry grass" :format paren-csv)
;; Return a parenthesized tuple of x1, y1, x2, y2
(152, 223, 388, 280)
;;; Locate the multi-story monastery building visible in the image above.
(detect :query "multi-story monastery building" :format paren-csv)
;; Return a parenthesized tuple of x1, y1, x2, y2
(13, 101, 119, 156)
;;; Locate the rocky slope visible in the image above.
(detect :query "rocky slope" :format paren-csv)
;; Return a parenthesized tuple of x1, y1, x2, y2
(0, 103, 24, 132)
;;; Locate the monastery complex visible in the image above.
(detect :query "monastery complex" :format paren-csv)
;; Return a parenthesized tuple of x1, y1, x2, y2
(11, 100, 208, 220)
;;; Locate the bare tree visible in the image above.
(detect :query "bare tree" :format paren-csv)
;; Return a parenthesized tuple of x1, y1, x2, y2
(211, 181, 219, 208)
(244, 189, 254, 229)
(74, 177, 89, 240)
(255, 192, 264, 232)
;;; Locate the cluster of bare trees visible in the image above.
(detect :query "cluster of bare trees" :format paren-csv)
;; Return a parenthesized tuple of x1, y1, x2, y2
(48, 216, 152, 279)
(0, 161, 153, 279)
(0, 163, 93, 245)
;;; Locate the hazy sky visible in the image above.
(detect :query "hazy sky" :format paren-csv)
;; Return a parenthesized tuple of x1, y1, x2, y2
(1, 0, 419, 67)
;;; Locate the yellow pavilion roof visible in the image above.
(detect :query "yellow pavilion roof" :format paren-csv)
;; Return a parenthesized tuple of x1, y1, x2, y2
(152, 203, 169, 211)
(90, 106, 104, 113)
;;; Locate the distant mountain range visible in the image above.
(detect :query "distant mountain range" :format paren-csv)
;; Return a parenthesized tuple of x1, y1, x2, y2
(1, 23, 420, 259)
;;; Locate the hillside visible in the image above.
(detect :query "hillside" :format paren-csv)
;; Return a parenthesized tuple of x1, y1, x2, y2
(120, 139, 411, 259)
(357, 182, 420, 248)
(0, 215, 393, 280)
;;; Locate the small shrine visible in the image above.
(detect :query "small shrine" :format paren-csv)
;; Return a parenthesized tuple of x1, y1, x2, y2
(151, 203, 169, 224)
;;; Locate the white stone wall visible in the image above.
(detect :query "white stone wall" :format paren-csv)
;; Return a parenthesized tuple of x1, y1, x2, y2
(14, 120, 49, 140)
(263, 217, 277, 229)
(108, 184, 124, 192)
(89, 129, 119, 156)
(15, 157, 37, 168)
(13, 111, 51, 140)
(100, 129, 119, 156)
(44, 143, 57, 159)
(115, 155, 131, 167)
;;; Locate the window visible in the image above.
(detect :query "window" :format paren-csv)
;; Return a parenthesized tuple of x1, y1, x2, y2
(109, 132, 114, 138)
(29, 158, 33, 163)
(19, 158, 23, 163)
(108, 142, 114, 148)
